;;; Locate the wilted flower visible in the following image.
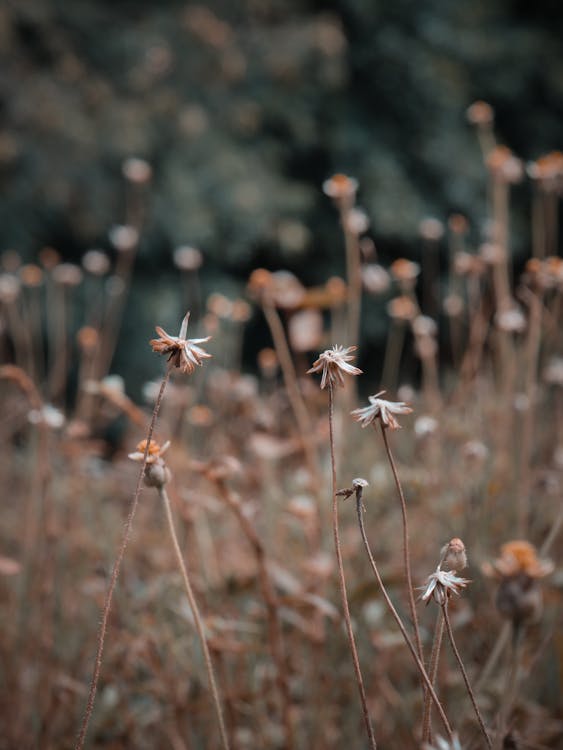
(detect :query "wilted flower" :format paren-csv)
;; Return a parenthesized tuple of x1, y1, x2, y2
(307, 345, 362, 389)
(390, 258, 421, 283)
(362, 264, 390, 295)
(420, 568, 470, 606)
(487, 145, 523, 184)
(150, 311, 212, 374)
(351, 391, 413, 430)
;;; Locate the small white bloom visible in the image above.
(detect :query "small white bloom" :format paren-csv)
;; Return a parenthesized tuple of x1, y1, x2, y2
(351, 391, 413, 430)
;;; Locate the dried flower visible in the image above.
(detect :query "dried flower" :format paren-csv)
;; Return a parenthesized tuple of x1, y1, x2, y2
(82, 250, 111, 276)
(122, 157, 152, 184)
(390, 258, 421, 283)
(128, 438, 171, 464)
(307, 345, 362, 389)
(173, 245, 203, 271)
(362, 264, 390, 295)
(129, 439, 171, 487)
(420, 568, 470, 606)
(351, 391, 413, 430)
(419, 217, 444, 242)
(387, 295, 417, 321)
(109, 225, 139, 252)
(487, 145, 523, 184)
(482, 541, 553, 580)
(150, 311, 212, 374)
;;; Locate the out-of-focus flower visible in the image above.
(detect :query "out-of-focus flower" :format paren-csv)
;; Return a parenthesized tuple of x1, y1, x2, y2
(82, 250, 111, 276)
(482, 541, 553, 626)
(122, 157, 152, 184)
(487, 145, 523, 184)
(412, 315, 437, 338)
(174, 246, 203, 271)
(128, 438, 170, 464)
(52, 263, 83, 287)
(28, 404, 65, 430)
(466, 100, 494, 126)
(448, 214, 469, 235)
(345, 207, 370, 234)
(527, 151, 563, 194)
(351, 391, 412, 430)
(19, 264, 43, 287)
(150, 311, 212, 374)
(387, 295, 417, 321)
(543, 356, 563, 386)
(419, 217, 444, 242)
(362, 264, 390, 295)
(414, 415, 438, 439)
(288, 309, 323, 353)
(390, 258, 421, 283)
(495, 307, 526, 334)
(420, 568, 470, 606)
(480, 242, 507, 266)
(322, 173, 358, 201)
(109, 225, 139, 252)
(307, 345, 362, 390)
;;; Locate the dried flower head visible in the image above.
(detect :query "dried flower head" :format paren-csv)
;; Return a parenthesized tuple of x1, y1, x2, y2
(173, 245, 203, 271)
(482, 541, 553, 580)
(387, 295, 417, 321)
(129, 439, 171, 487)
(362, 264, 390, 295)
(351, 391, 413, 430)
(483, 541, 553, 626)
(82, 249, 111, 276)
(128, 438, 171, 464)
(419, 217, 444, 242)
(487, 145, 523, 184)
(150, 311, 212, 374)
(390, 258, 421, 283)
(421, 568, 470, 606)
(307, 345, 362, 389)
(109, 224, 139, 252)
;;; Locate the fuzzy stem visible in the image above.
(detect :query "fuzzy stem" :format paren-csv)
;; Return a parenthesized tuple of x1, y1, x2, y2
(379, 424, 424, 667)
(353, 488, 453, 740)
(329, 385, 377, 749)
(421, 610, 445, 743)
(159, 486, 230, 750)
(442, 601, 492, 748)
(74, 366, 171, 750)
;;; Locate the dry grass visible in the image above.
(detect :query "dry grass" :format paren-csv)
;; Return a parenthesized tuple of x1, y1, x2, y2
(0, 113, 561, 749)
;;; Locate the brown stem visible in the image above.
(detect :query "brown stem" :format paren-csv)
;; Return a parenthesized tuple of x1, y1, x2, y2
(74, 366, 171, 750)
(353, 487, 453, 741)
(159, 486, 230, 750)
(442, 601, 492, 748)
(379, 424, 424, 667)
(421, 610, 445, 743)
(329, 385, 377, 749)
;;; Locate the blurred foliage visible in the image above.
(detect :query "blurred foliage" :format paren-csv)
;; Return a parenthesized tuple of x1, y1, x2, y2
(0, 0, 561, 274)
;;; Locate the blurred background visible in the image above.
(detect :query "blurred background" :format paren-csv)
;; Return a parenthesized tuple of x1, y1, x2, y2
(1, 0, 562, 390)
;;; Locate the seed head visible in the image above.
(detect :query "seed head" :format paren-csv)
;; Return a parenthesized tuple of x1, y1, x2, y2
(150, 311, 212, 374)
(307, 345, 362, 389)
(440, 538, 468, 572)
(351, 390, 413, 430)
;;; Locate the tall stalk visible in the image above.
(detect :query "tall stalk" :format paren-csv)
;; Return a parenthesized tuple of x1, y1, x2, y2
(329, 385, 377, 749)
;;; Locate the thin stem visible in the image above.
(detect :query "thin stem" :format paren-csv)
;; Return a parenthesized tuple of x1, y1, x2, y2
(328, 385, 377, 749)
(74, 366, 171, 750)
(379, 423, 424, 667)
(213, 478, 294, 750)
(422, 610, 445, 743)
(159, 486, 230, 750)
(354, 489, 454, 740)
(442, 601, 492, 748)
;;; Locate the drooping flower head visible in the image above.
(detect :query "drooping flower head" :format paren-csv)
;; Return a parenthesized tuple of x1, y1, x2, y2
(351, 391, 413, 430)
(307, 345, 362, 389)
(150, 311, 212, 374)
